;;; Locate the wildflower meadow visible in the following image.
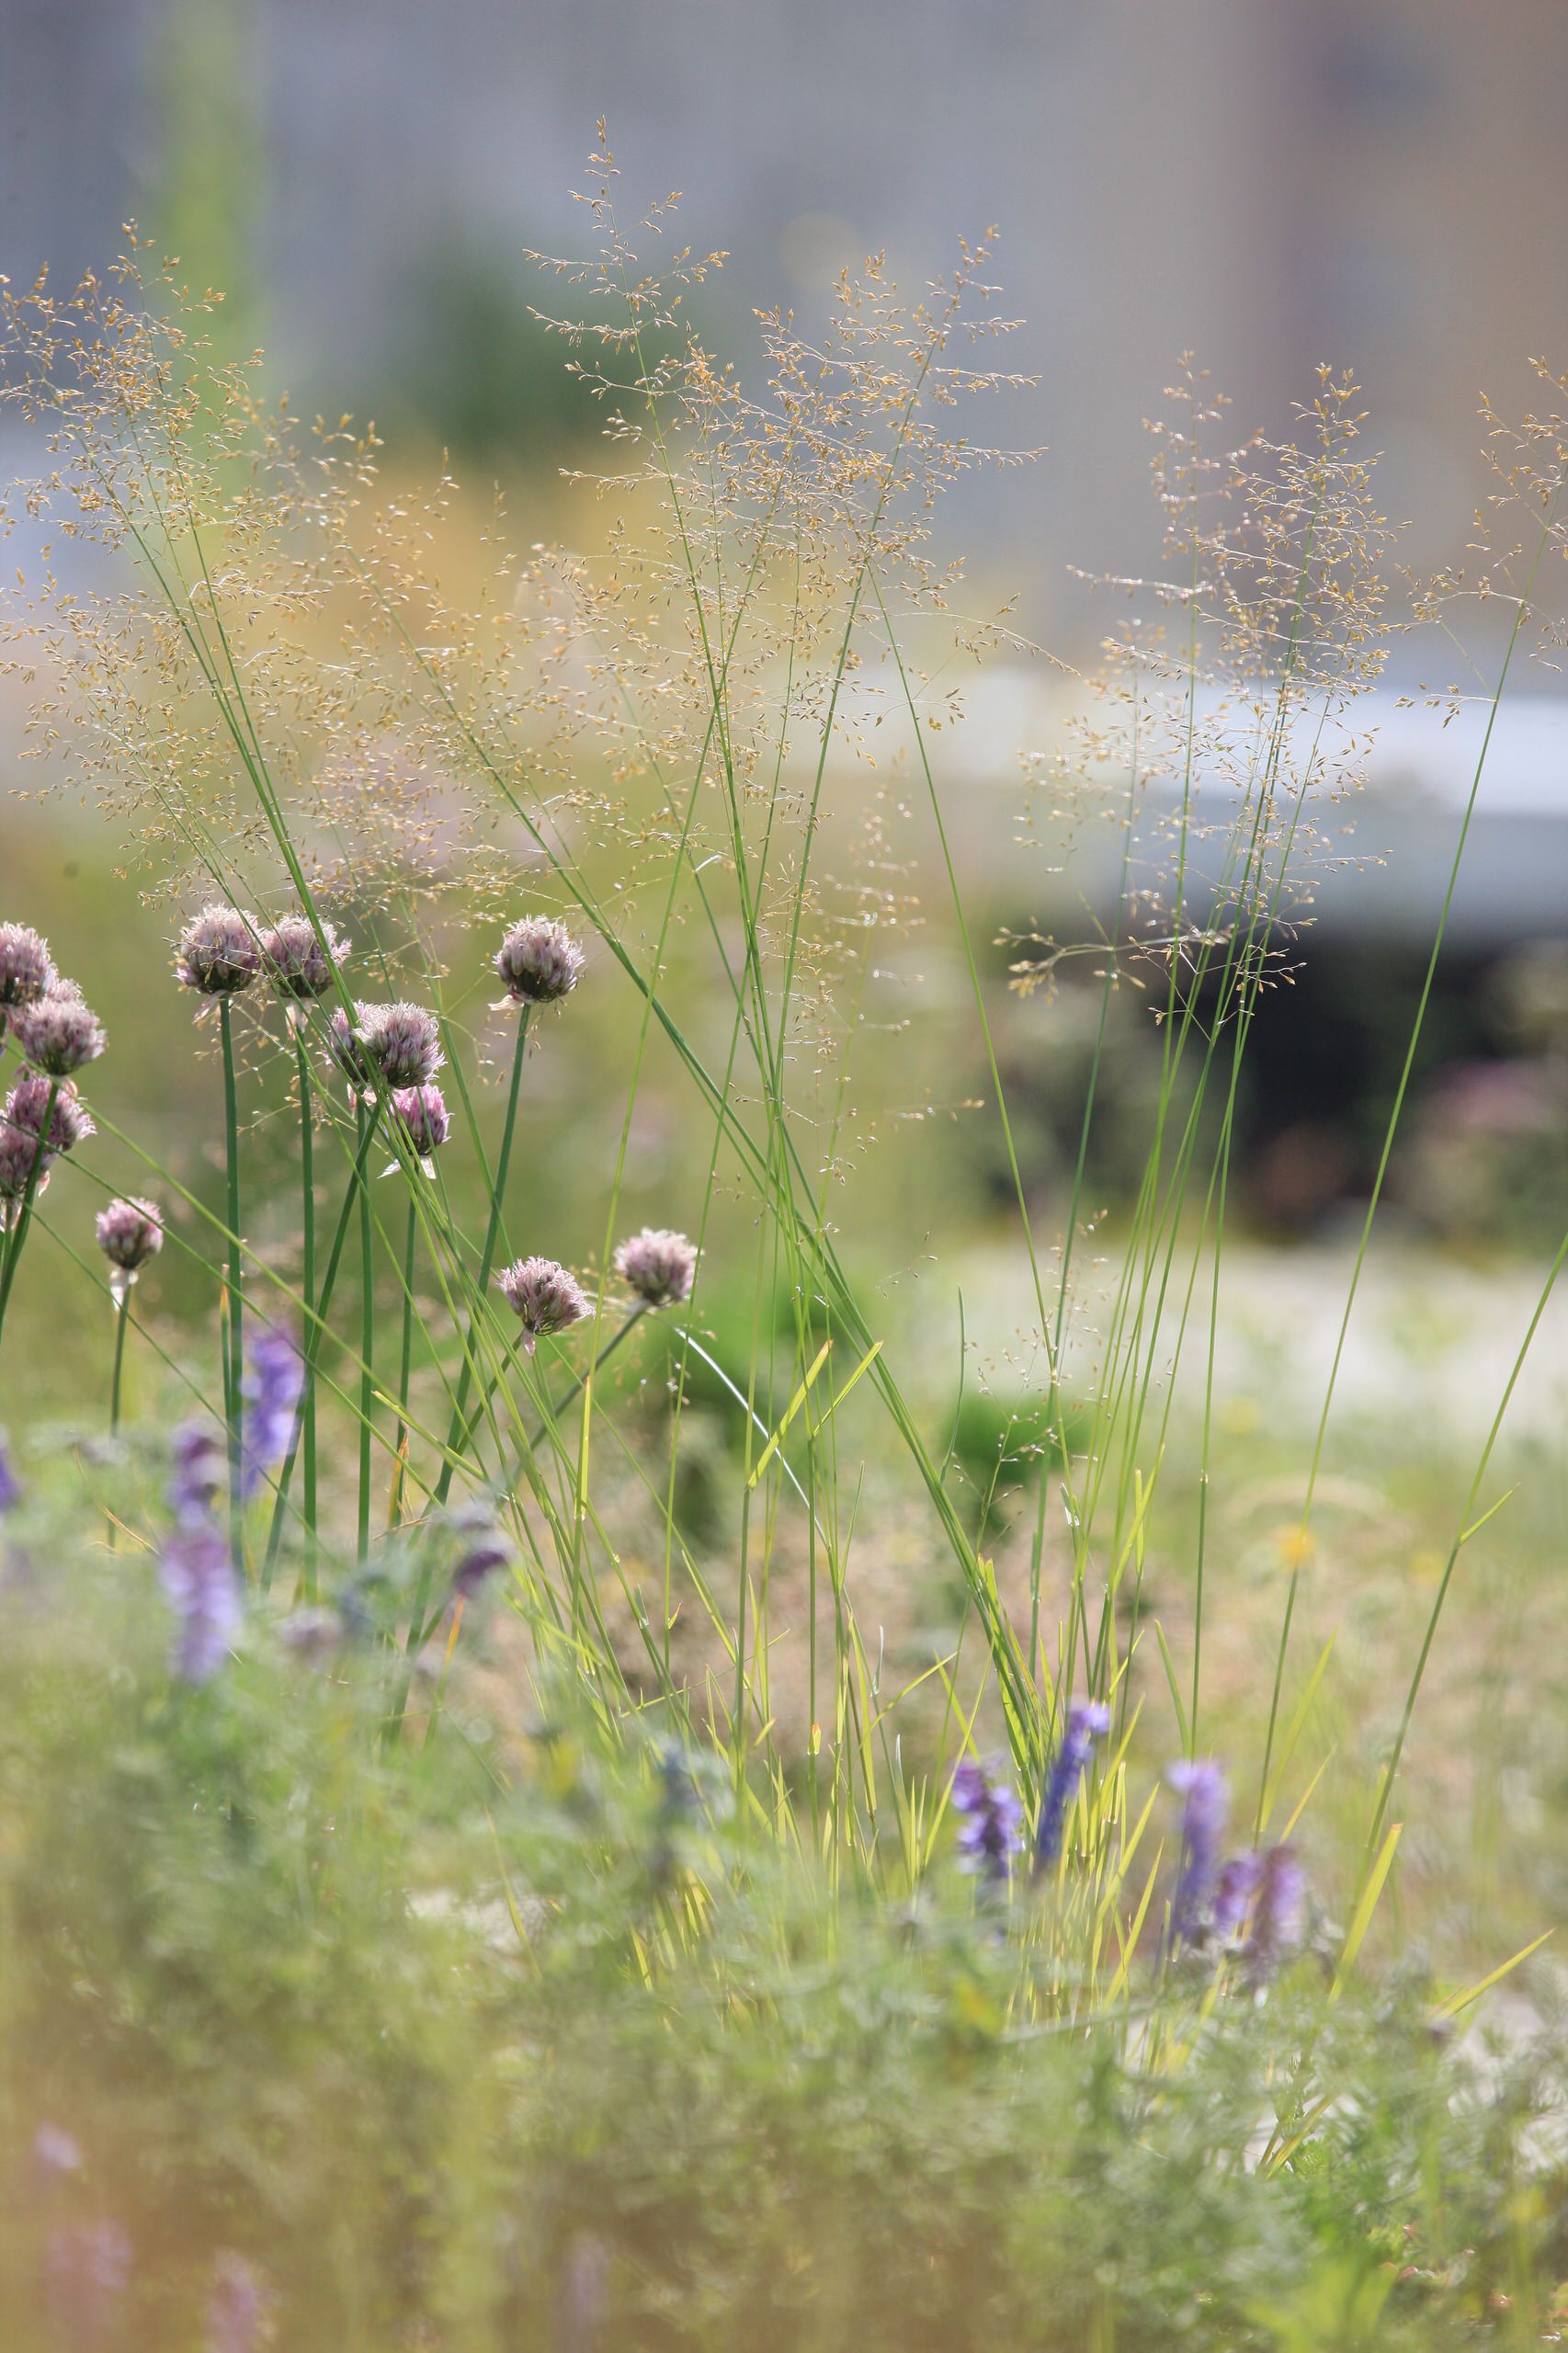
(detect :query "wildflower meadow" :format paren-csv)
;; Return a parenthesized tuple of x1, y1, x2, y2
(1, 142, 1567, 2348)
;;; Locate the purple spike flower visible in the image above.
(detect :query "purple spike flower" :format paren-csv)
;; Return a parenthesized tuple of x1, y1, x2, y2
(0, 1431, 21, 1513)
(176, 905, 259, 996)
(1211, 1850, 1266, 1944)
(10, 986, 106, 1075)
(6, 1071, 96, 1154)
(207, 2251, 270, 2353)
(1034, 1697, 1111, 1872)
(495, 1256, 591, 1354)
(950, 1756, 1025, 1888)
(391, 1083, 450, 1165)
(1167, 1759, 1229, 1948)
(494, 915, 584, 1006)
(46, 2217, 131, 2344)
(1244, 1843, 1307, 1976)
(613, 1227, 698, 1308)
(0, 921, 55, 1007)
(160, 1523, 243, 1683)
(240, 1328, 305, 1497)
(259, 911, 349, 1001)
(357, 1002, 444, 1088)
(169, 1422, 226, 1527)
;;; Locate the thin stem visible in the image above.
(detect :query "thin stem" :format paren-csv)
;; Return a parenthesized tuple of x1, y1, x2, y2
(296, 1031, 319, 1594)
(107, 1286, 130, 1555)
(392, 1193, 417, 1522)
(219, 1002, 244, 1568)
(357, 1097, 375, 1564)
(433, 1006, 529, 1506)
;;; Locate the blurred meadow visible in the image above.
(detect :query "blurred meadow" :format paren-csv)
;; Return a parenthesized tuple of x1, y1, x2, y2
(2, 4, 1568, 2347)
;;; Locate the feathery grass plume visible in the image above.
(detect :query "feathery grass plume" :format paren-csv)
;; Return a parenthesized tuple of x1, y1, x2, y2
(357, 1001, 444, 1089)
(949, 1756, 1025, 1889)
(240, 1327, 305, 1498)
(1244, 1844, 1307, 1978)
(390, 1082, 450, 1172)
(494, 915, 584, 1006)
(176, 905, 260, 998)
(1033, 1697, 1111, 1873)
(612, 1226, 698, 1307)
(1168, 1760, 1230, 1949)
(258, 911, 349, 1002)
(10, 986, 105, 1075)
(0, 923, 55, 1009)
(5, 1072, 96, 1154)
(495, 1256, 591, 1354)
(94, 1196, 164, 1284)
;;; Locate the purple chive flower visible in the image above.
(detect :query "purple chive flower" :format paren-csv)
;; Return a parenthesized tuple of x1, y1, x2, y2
(1244, 1843, 1307, 1976)
(613, 1227, 698, 1308)
(160, 1522, 243, 1683)
(6, 1071, 96, 1153)
(391, 1083, 450, 1163)
(258, 911, 349, 1001)
(494, 915, 584, 1006)
(46, 2217, 132, 2342)
(96, 1196, 164, 1297)
(207, 2251, 270, 2353)
(240, 1327, 305, 1496)
(1167, 1759, 1230, 1948)
(176, 904, 259, 996)
(168, 1421, 226, 1527)
(357, 1002, 444, 1088)
(0, 1121, 49, 1212)
(495, 1256, 591, 1354)
(950, 1756, 1026, 1888)
(0, 921, 55, 1008)
(324, 1005, 374, 1092)
(10, 985, 106, 1075)
(0, 1432, 21, 1514)
(1211, 1850, 1266, 1944)
(1034, 1697, 1112, 1872)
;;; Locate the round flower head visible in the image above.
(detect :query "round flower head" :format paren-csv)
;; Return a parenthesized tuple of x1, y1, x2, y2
(96, 1195, 164, 1277)
(613, 1226, 698, 1308)
(0, 923, 55, 1009)
(357, 1001, 444, 1088)
(391, 1084, 450, 1163)
(176, 904, 259, 996)
(324, 1005, 374, 1092)
(11, 986, 106, 1076)
(494, 1256, 591, 1354)
(259, 911, 349, 1001)
(494, 915, 584, 1006)
(0, 1122, 48, 1211)
(6, 1072, 95, 1154)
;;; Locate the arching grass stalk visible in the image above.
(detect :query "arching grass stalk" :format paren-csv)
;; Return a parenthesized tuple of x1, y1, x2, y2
(433, 1006, 530, 1507)
(218, 1000, 244, 1566)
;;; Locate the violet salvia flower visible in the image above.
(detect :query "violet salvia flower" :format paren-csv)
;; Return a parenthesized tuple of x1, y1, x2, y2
(95, 1197, 164, 1298)
(168, 1421, 226, 1527)
(1033, 1697, 1111, 1872)
(10, 986, 106, 1076)
(357, 1001, 444, 1088)
(1167, 1759, 1230, 1948)
(391, 1083, 450, 1168)
(259, 911, 349, 1001)
(160, 1523, 243, 1683)
(0, 921, 55, 1008)
(46, 2217, 132, 2344)
(950, 1756, 1025, 1888)
(1211, 1850, 1265, 1944)
(613, 1226, 698, 1308)
(494, 915, 584, 1006)
(1244, 1843, 1307, 1977)
(176, 904, 260, 996)
(6, 1071, 96, 1153)
(207, 2251, 270, 2353)
(495, 1256, 591, 1354)
(240, 1327, 305, 1497)
(0, 1431, 21, 1513)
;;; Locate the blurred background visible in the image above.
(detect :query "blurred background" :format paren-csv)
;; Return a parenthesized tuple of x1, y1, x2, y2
(2, 0, 1567, 1415)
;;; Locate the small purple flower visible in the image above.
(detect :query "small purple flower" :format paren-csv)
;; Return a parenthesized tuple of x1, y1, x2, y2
(240, 1327, 305, 1496)
(1034, 1697, 1111, 1871)
(32, 2121, 84, 2178)
(613, 1227, 698, 1308)
(0, 921, 55, 1007)
(1244, 1843, 1307, 1976)
(96, 1196, 164, 1294)
(324, 1006, 374, 1092)
(1167, 1759, 1230, 1948)
(5, 1071, 96, 1154)
(258, 912, 349, 1001)
(450, 1509, 512, 1600)
(0, 1431, 21, 1514)
(391, 1083, 450, 1163)
(207, 2251, 271, 2353)
(277, 1607, 343, 1664)
(357, 1002, 444, 1088)
(1211, 1850, 1265, 1944)
(168, 1421, 226, 1527)
(494, 915, 584, 1006)
(950, 1756, 1025, 1888)
(160, 1522, 243, 1683)
(495, 1256, 591, 1354)
(10, 985, 106, 1075)
(176, 904, 259, 996)
(46, 2216, 132, 2343)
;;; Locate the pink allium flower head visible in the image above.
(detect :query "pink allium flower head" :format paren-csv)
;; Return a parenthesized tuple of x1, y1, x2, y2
(176, 904, 259, 995)
(391, 1083, 450, 1159)
(494, 915, 584, 1006)
(324, 1005, 374, 1091)
(0, 1122, 49, 1210)
(357, 1001, 445, 1088)
(259, 911, 349, 1000)
(11, 985, 106, 1075)
(0, 922, 56, 1008)
(613, 1226, 698, 1307)
(6, 1072, 95, 1154)
(494, 1256, 591, 1353)
(96, 1195, 164, 1279)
